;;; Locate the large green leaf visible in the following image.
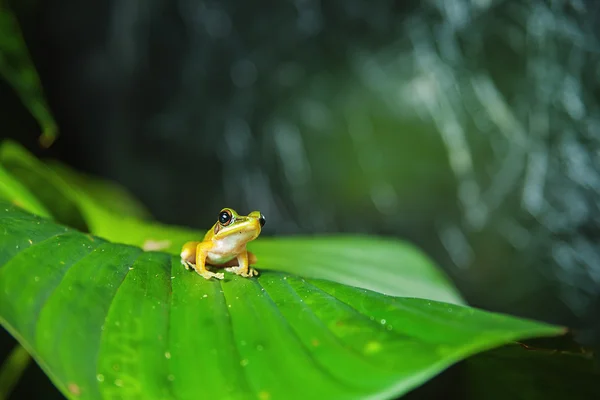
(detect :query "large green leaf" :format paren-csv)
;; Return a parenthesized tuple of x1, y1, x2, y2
(0, 202, 563, 399)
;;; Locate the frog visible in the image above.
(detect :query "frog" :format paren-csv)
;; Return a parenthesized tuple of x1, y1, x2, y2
(180, 208, 265, 280)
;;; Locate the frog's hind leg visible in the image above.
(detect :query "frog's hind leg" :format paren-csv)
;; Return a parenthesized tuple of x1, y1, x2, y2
(248, 251, 258, 265)
(181, 260, 193, 271)
(220, 251, 258, 268)
(180, 241, 199, 271)
(224, 250, 259, 278)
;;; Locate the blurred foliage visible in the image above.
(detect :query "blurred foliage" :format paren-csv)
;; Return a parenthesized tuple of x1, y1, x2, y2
(0, 344, 30, 399)
(462, 340, 600, 399)
(0, 163, 50, 218)
(0, 1, 57, 146)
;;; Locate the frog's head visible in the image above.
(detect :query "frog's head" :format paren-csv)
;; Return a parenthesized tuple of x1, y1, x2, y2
(212, 208, 265, 242)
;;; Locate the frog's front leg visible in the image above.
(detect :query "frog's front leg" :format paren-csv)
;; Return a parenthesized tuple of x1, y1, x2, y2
(225, 250, 259, 278)
(193, 242, 224, 280)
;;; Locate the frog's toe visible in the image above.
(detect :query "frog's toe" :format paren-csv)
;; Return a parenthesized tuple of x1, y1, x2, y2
(181, 260, 193, 271)
(225, 266, 245, 274)
(199, 270, 224, 280)
(226, 266, 259, 278)
(213, 272, 225, 280)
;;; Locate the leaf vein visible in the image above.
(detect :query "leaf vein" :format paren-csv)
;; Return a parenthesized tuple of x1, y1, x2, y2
(252, 277, 355, 391)
(94, 248, 144, 394)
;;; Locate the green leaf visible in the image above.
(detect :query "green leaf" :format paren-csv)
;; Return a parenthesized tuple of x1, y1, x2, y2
(0, 163, 50, 217)
(0, 140, 88, 230)
(0, 202, 564, 399)
(0, 140, 151, 234)
(45, 160, 151, 221)
(0, 3, 57, 146)
(251, 236, 463, 303)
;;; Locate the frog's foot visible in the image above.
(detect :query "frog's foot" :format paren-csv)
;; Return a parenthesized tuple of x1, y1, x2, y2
(224, 266, 259, 278)
(181, 259, 193, 271)
(198, 270, 225, 280)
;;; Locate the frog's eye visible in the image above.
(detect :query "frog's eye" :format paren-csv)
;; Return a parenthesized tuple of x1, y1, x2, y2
(259, 214, 266, 227)
(219, 210, 233, 226)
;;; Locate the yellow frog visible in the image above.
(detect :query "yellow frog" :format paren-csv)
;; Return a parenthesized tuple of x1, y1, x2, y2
(180, 208, 265, 280)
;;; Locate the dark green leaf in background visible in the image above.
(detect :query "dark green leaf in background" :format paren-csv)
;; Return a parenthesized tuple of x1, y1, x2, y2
(0, 163, 49, 218)
(46, 160, 152, 221)
(0, 141, 88, 231)
(0, 343, 31, 399)
(464, 343, 600, 399)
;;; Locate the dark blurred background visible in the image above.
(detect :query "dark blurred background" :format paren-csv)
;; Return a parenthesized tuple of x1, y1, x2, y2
(2, 0, 600, 398)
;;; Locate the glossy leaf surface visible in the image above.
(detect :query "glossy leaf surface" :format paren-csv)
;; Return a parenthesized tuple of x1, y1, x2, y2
(0, 203, 563, 399)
